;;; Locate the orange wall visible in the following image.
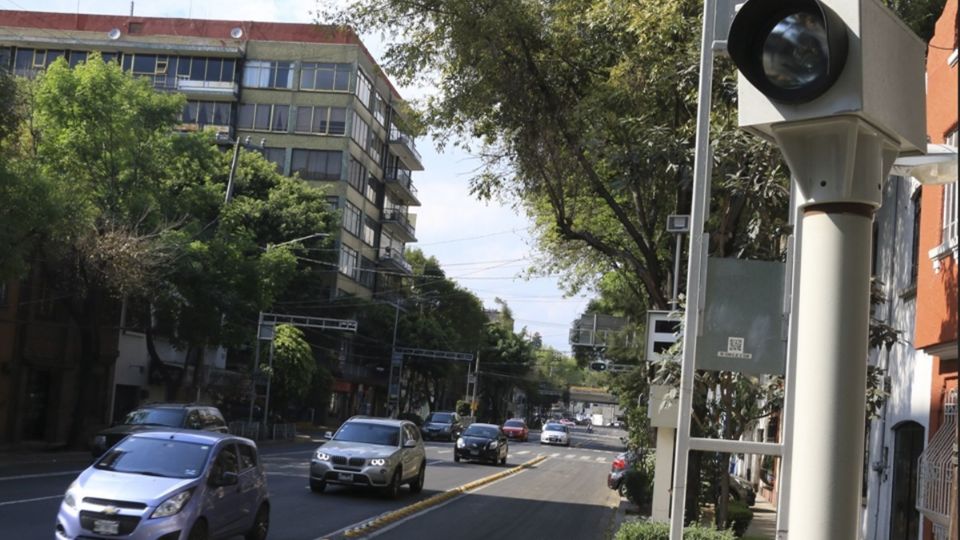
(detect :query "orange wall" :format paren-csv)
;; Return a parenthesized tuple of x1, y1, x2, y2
(914, 0, 959, 351)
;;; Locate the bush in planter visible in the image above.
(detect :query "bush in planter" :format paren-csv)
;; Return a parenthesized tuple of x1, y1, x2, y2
(623, 468, 653, 510)
(397, 412, 423, 427)
(614, 520, 737, 540)
(725, 501, 753, 537)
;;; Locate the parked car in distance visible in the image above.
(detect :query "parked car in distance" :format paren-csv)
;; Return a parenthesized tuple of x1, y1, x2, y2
(310, 417, 426, 498)
(540, 422, 570, 447)
(558, 418, 576, 428)
(727, 474, 757, 507)
(420, 411, 463, 441)
(607, 449, 640, 496)
(454, 423, 508, 465)
(57, 430, 269, 540)
(501, 419, 529, 442)
(89, 403, 228, 458)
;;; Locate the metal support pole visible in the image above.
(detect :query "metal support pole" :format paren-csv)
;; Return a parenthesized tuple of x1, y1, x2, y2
(472, 350, 480, 416)
(386, 301, 401, 417)
(669, 0, 717, 536)
(671, 233, 683, 310)
(248, 312, 264, 424)
(224, 137, 242, 204)
(262, 338, 276, 432)
(785, 204, 873, 538)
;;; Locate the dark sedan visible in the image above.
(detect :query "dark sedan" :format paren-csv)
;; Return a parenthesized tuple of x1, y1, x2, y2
(454, 423, 508, 465)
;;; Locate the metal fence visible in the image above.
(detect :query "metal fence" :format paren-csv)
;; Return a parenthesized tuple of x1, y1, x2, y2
(916, 388, 957, 536)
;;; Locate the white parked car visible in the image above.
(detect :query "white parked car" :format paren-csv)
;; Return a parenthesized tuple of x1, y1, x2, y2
(539, 422, 570, 447)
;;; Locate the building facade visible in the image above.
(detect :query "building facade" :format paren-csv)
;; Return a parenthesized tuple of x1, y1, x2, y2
(0, 10, 422, 440)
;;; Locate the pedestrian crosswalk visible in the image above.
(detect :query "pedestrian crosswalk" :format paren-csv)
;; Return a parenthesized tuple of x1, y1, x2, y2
(428, 445, 614, 464)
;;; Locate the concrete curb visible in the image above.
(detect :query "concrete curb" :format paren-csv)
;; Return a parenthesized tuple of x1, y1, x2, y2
(343, 455, 548, 538)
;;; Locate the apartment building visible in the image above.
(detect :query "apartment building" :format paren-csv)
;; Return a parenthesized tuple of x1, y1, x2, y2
(0, 10, 422, 442)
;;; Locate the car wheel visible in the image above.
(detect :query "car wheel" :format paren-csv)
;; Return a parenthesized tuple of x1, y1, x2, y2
(384, 468, 402, 499)
(309, 478, 326, 493)
(244, 503, 269, 540)
(618, 483, 628, 497)
(188, 519, 208, 540)
(409, 461, 426, 494)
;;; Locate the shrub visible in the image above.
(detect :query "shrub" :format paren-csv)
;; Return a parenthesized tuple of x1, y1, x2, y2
(725, 501, 753, 537)
(623, 469, 653, 507)
(455, 400, 471, 416)
(397, 412, 423, 427)
(614, 520, 737, 540)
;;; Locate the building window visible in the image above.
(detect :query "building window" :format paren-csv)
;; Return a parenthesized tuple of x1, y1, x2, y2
(0, 47, 11, 70)
(237, 103, 288, 132)
(362, 217, 378, 246)
(301, 62, 351, 91)
(181, 101, 232, 126)
(942, 131, 958, 249)
(347, 158, 366, 194)
(242, 60, 294, 89)
(257, 147, 286, 172)
(291, 149, 342, 181)
(910, 190, 921, 284)
(343, 201, 362, 237)
(359, 257, 376, 289)
(294, 106, 347, 135)
(356, 70, 373, 107)
(176, 56, 235, 82)
(351, 112, 369, 149)
(339, 245, 359, 280)
(364, 176, 380, 204)
(68, 51, 88, 68)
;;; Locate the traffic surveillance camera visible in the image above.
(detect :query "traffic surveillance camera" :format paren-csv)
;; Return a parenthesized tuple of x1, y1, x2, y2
(727, 0, 848, 105)
(728, 0, 926, 157)
(728, 0, 927, 208)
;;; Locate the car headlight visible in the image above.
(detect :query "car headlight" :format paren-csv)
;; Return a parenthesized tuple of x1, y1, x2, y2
(63, 482, 78, 510)
(315, 450, 330, 461)
(151, 490, 192, 518)
(456, 438, 465, 448)
(370, 458, 386, 466)
(488, 440, 499, 449)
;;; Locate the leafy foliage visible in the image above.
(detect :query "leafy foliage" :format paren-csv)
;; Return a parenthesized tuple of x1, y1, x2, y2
(264, 325, 318, 415)
(614, 520, 736, 540)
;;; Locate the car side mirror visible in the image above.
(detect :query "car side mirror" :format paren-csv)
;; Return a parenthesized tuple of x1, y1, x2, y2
(324, 431, 333, 440)
(403, 439, 418, 448)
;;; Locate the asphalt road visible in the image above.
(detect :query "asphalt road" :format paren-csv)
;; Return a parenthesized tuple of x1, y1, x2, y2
(0, 425, 628, 540)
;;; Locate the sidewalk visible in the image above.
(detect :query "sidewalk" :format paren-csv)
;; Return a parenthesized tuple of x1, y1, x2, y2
(743, 496, 777, 539)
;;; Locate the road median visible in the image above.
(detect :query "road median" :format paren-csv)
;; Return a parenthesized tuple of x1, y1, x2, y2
(343, 454, 548, 538)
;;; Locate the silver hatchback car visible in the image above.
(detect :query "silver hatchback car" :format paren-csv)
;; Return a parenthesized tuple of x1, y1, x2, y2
(309, 416, 426, 498)
(56, 430, 269, 540)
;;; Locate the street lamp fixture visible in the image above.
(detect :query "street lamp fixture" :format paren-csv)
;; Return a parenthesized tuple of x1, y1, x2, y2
(891, 143, 958, 185)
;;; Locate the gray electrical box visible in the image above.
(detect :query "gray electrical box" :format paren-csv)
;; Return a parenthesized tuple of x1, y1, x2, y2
(696, 257, 787, 375)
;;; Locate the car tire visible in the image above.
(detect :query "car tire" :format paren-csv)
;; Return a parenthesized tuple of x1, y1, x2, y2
(384, 468, 402, 499)
(188, 519, 208, 540)
(409, 461, 426, 494)
(244, 503, 269, 540)
(618, 483, 628, 497)
(309, 478, 326, 493)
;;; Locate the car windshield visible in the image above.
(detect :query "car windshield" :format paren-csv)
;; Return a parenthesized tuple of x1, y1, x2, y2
(95, 437, 211, 478)
(425, 413, 453, 423)
(463, 426, 499, 438)
(123, 408, 185, 427)
(504, 420, 524, 428)
(545, 423, 567, 433)
(334, 422, 400, 446)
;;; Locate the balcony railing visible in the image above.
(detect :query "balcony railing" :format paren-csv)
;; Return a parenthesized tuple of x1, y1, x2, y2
(388, 127, 424, 171)
(381, 209, 417, 242)
(176, 77, 239, 97)
(384, 168, 420, 206)
(378, 247, 413, 275)
(916, 387, 957, 538)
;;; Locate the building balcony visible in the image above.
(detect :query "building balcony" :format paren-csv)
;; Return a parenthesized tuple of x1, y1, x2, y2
(384, 168, 421, 206)
(388, 127, 424, 171)
(378, 247, 413, 275)
(175, 77, 239, 98)
(381, 209, 417, 243)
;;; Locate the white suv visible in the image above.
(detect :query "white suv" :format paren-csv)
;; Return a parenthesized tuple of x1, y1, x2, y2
(309, 417, 426, 498)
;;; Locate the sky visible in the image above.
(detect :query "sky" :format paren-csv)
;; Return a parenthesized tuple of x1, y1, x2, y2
(12, 0, 593, 352)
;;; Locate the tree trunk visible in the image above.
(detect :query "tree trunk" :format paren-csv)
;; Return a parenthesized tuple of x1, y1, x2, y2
(66, 289, 104, 449)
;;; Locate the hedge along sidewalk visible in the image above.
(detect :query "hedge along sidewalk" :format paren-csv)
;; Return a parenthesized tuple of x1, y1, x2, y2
(343, 455, 549, 538)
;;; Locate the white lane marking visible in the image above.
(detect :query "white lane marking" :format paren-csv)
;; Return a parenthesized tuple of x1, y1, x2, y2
(551, 453, 560, 458)
(436, 450, 452, 454)
(0, 470, 82, 481)
(596, 457, 607, 462)
(515, 450, 530, 455)
(579, 456, 591, 460)
(565, 454, 576, 459)
(0, 494, 64, 507)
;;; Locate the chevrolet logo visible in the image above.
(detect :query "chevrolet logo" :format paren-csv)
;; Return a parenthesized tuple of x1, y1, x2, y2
(101, 506, 119, 516)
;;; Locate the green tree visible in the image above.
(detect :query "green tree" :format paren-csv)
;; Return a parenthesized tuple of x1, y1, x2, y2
(263, 324, 318, 418)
